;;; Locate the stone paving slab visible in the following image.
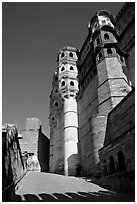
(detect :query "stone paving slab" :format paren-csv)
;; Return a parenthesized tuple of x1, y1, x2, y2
(10, 172, 134, 202)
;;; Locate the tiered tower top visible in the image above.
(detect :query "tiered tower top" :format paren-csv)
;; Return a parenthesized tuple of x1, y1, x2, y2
(57, 46, 79, 99)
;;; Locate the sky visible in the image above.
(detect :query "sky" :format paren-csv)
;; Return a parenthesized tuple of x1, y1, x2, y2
(2, 1, 124, 136)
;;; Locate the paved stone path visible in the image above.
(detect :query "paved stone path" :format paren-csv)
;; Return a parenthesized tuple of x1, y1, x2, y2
(10, 172, 134, 202)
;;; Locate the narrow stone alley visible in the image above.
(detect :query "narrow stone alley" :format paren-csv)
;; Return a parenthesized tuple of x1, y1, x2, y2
(10, 172, 134, 202)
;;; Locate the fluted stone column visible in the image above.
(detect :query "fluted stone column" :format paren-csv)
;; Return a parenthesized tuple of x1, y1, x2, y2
(64, 97, 79, 176)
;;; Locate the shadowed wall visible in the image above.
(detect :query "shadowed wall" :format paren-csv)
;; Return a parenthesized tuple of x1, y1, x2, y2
(38, 126, 50, 172)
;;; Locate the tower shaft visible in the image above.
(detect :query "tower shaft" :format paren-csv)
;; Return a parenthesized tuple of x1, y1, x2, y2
(64, 97, 78, 176)
(58, 46, 79, 176)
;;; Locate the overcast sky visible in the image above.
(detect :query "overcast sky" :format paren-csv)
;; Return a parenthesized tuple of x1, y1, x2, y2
(2, 2, 124, 136)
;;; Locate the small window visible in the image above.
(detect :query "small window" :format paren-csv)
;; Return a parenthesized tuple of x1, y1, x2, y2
(64, 95, 68, 99)
(55, 89, 58, 93)
(102, 20, 106, 24)
(55, 102, 58, 107)
(70, 81, 74, 86)
(52, 117, 55, 121)
(99, 52, 102, 60)
(70, 66, 74, 71)
(61, 81, 65, 87)
(61, 52, 64, 58)
(55, 76, 58, 81)
(107, 48, 112, 55)
(104, 33, 109, 40)
(70, 94, 74, 97)
(118, 151, 126, 172)
(61, 67, 65, 71)
(109, 156, 116, 175)
(69, 52, 73, 57)
(120, 56, 124, 63)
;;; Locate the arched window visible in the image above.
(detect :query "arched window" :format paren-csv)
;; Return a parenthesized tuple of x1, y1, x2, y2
(61, 81, 65, 87)
(118, 151, 126, 172)
(70, 81, 74, 86)
(61, 52, 64, 58)
(102, 159, 108, 176)
(107, 48, 112, 55)
(61, 67, 65, 71)
(109, 156, 116, 175)
(104, 33, 109, 40)
(99, 52, 102, 60)
(69, 52, 73, 57)
(55, 102, 58, 107)
(70, 66, 74, 71)
(55, 89, 58, 93)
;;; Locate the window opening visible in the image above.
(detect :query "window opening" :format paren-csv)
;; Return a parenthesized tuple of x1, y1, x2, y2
(70, 81, 74, 86)
(69, 52, 73, 57)
(118, 151, 126, 172)
(99, 52, 102, 60)
(109, 156, 116, 175)
(55, 89, 58, 93)
(55, 102, 58, 107)
(102, 20, 106, 24)
(120, 56, 124, 63)
(107, 48, 112, 55)
(70, 66, 74, 70)
(61, 67, 65, 71)
(61, 81, 65, 87)
(104, 33, 109, 40)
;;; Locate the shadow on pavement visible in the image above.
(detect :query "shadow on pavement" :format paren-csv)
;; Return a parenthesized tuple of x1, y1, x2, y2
(10, 190, 135, 202)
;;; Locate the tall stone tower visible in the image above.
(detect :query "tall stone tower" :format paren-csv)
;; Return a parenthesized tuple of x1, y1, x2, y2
(57, 46, 79, 176)
(77, 10, 132, 176)
(90, 10, 131, 114)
